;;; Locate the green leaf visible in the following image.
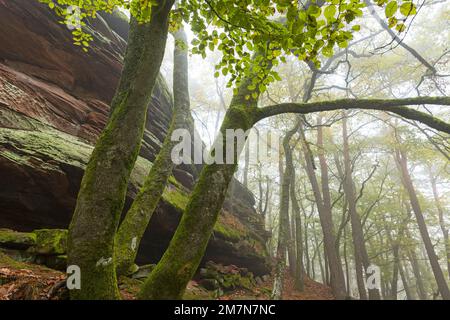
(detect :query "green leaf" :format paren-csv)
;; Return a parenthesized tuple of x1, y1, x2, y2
(385, 1, 398, 18)
(400, 2, 416, 16)
(324, 5, 336, 22)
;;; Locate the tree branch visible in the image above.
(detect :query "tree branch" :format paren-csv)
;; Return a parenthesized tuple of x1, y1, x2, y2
(255, 97, 450, 133)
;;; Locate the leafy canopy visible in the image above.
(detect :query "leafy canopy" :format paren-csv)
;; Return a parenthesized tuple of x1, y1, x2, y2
(40, 0, 417, 92)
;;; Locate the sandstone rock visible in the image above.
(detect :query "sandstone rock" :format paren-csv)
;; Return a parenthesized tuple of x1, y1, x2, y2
(131, 264, 156, 280)
(0, 229, 36, 250)
(0, 0, 270, 276)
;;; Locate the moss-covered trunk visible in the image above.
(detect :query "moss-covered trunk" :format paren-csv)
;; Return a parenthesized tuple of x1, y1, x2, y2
(67, 1, 173, 300)
(114, 28, 191, 276)
(138, 77, 260, 299)
(272, 122, 299, 299)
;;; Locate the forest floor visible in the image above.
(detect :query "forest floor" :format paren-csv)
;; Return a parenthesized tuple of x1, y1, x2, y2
(217, 270, 334, 300)
(0, 253, 334, 300)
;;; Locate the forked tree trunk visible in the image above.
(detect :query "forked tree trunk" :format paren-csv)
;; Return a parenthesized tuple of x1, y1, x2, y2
(114, 28, 191, 275)
(67, 2, 174, 300)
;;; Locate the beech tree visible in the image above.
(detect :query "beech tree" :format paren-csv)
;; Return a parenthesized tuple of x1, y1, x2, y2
(40, 0, 450, 299)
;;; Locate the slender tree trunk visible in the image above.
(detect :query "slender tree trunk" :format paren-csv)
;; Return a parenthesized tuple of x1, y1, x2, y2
(272, 143, 288, 299)
(288, 139, 305, 291)
(394, 147, 450, 299)
(391, 243, 400, 300)
(430, 174, 450, 280)
(383, 216, 400, 300)
(399, 259, 414, 300)
(67, 2, 174, 300)
(299, 121, 347, 299)
(272, 123, 299, 299)
(303, 205, 311, 278)
(341, 114, 380, 300)
(138, 66, 262, 299)
(114, 28, 191, 275)
(297, 201, 314, 278)
(291, 184, 305, 291)
(406, 244, 428, 299)
(343, 225, 351, 296)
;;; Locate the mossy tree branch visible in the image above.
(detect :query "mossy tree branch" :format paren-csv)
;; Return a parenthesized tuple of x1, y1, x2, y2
(256, 97, 450, 134)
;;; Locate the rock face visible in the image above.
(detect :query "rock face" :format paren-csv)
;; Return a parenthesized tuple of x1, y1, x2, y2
(0, 0, 270, 275)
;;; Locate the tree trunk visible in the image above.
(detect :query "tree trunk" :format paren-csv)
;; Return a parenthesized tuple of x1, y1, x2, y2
(341, 114, 381, 300)
(286, 130, 305, 291)
(394, 147, 450, 299)
(343, 226, 351, 296)
(299, 121, 347, 299)
(67, 2, 174, 300)
(406, 243, 428, 299)
(138, 69, 261, 299)
(272, 123, 299, 299)
(399, 259, 414, 300)
(114, 27, 191, 275)
(391, 243, 400, 300)
(291, 181, 305, 291)
(430, 174, 450, 281)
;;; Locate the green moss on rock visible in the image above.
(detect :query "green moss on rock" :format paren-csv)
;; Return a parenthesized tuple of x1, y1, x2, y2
(0, 250, 30, 269)
(0, 229, 36, 249)
(213, 222, 243, 242)
(30, 229, 67, 255)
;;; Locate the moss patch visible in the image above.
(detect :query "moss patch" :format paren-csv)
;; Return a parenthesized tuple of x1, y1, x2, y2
(162, 185, 189, 212)
(213, 212, 248, 242)
(0, 229, 36, 250)
(30, 229, 67, 255)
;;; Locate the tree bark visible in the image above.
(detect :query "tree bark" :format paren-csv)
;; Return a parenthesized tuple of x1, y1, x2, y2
(406, 239, 428, 299)
(67, 2, 174, 300)
(399, 259, 414, 300)
(430, 174, 450, 281)
(341, 114, 381, 300)
(394, 146, 450, 299)
(299, 121, 347, 299)
(138, 67, 262, 299)
(272, 123, 299, 299)
(114, 27, 191, 276)
(291, 179, 305, 291)
(256, 97, 450, 134)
